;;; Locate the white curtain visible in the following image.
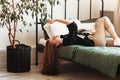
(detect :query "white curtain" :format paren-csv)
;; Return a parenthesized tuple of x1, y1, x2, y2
(114, 0, 120, 35)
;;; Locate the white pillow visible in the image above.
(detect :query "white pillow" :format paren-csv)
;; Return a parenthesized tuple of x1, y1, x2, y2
(78, 22, 96, 32)
(44, 22, 69, 38)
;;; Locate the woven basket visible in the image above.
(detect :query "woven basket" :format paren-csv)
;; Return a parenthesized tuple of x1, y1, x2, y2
(7, 44, 31, 72)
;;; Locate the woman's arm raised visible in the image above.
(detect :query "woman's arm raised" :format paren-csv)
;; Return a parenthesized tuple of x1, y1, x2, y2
(47, 18, 72, 25)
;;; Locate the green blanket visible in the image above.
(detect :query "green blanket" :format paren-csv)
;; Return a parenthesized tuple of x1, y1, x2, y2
(57, 45, 120, 78)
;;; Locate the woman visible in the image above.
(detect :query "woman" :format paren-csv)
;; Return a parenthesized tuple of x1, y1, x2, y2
(41, 16, 120, 75)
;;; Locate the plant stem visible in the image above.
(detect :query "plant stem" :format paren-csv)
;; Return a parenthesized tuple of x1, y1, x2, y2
(12, 0, 16, 48)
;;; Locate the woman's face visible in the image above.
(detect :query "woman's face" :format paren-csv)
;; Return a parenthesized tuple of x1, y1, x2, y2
(48, 36, 63, 46)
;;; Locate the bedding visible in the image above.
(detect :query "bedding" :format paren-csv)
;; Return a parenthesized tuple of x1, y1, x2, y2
(57, 45, 120, 78)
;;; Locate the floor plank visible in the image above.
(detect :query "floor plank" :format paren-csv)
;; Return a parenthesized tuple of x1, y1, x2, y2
(0, 61, 120, 80)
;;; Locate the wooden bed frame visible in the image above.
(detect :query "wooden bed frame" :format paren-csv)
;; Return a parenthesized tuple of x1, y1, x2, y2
(35, 0, 104, 66)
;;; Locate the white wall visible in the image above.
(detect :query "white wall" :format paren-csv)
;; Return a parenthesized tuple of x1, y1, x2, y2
(104, 0, 116, 11)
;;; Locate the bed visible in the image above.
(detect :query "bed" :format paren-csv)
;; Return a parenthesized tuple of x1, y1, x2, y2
(35, 0, 120, 78)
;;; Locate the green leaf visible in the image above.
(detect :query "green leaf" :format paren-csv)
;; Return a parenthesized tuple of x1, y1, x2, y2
(23, 21, 27, 26)
(17, 15, 20, 20)
(10, 12, 16, 22)
(32, 12, 34, 18)
(29, 23, 32, 26)
(0, 0, 7, 4)
(26, 30, 29, 32)
(21, 16, 23, 20)
(25, 10, 28, 15)
(57, 0, 60, 5)
(19, 29, 22, 33)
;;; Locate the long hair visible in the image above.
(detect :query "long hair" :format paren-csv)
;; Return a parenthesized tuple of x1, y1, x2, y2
(41, 40, 59, 75)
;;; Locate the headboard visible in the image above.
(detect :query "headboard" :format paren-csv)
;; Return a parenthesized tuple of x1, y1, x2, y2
(50, 0, 104, 19)
(35, 0, 104, 65)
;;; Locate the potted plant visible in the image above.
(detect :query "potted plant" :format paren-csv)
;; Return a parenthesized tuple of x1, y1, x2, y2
(0, 0, 48, 72)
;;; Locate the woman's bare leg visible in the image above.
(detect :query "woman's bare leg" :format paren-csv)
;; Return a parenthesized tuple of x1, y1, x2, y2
(89, 17, 107, 46)
(104, 16, 118, 40)
(103, 16, 120, 46)
(89, 16, 120, 46)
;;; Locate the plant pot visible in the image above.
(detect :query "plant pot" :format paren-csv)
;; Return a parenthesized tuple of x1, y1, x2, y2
(7, 44, 31, 72)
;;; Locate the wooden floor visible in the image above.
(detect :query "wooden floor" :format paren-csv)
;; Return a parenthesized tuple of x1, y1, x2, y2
(0, 61, 120, 80)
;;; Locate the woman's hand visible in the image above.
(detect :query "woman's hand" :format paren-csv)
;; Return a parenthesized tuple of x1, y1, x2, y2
(47, 19, 57, 24)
